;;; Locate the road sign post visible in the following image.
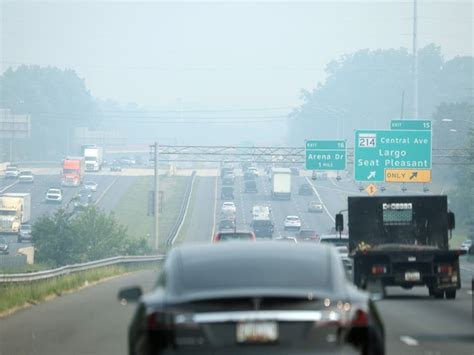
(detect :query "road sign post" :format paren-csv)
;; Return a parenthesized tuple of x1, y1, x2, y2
(354, 130, 431, 182)
(305, 140, 346, 171)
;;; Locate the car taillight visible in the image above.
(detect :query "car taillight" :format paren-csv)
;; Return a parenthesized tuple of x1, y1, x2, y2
(147, 312, 158, 330)
(437, 264, 453, 274)
(213, 234, 220, 241)
(371, 265, 387, 274)
(351, 309, 369, 327)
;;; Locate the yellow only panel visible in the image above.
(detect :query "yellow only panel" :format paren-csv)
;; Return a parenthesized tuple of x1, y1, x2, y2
(385, 169, 432, 183)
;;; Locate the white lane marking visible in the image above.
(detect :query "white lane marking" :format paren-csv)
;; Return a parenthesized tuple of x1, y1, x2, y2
(210, 176, 218, 241)
(0, 180, 19, 193)
(171, 175, 197, 245)
(305, 177, 335, 223)
(400, 336, 419, 346)
(94, 176, 119, 205)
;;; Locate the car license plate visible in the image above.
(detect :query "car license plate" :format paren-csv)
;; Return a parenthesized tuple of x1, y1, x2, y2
(404, 271, 421, 281)
(236, 322, 278, 343)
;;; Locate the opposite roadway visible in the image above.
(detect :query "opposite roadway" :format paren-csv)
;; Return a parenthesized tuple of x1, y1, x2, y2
(1, 169, 473, 355)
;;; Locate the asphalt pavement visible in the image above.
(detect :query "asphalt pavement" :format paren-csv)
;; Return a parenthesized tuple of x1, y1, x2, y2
(1, 169, 473, 355)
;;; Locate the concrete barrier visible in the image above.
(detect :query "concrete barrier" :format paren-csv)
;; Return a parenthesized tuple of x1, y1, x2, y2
(18, 246, 35, 265)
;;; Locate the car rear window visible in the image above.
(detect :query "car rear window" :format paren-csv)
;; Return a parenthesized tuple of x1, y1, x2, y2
(179, 251, 332, 293)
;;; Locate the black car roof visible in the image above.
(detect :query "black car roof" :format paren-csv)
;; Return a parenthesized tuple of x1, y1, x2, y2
(166, 243, 346, 301)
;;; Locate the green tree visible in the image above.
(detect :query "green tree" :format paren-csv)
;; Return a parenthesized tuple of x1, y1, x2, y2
(288, 45, 474, 145)
(0, 65, 97, 159)
(33, 207, 151, 266)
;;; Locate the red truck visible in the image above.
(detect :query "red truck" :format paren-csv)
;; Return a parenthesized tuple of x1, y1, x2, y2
(61, 157, 85, 187)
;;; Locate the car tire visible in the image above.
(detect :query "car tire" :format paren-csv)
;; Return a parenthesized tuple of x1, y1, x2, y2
(433, 290, 444, 299)
(445, 290, 456, 299)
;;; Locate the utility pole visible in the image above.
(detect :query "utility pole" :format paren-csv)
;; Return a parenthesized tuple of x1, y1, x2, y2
(412, 0, 418, 118)
(150, 142, 160, 251)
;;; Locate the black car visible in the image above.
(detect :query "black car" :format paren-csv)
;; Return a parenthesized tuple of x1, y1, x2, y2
(221, 186, 234, 199)
(244, 179, 258, 193)
(119, 243, 384, 355)
(298, 183, 313, 196)
(218, 219, 236, 231)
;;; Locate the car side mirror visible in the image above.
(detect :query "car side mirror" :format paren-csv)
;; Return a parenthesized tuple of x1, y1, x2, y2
(118, 286, 142, 305)
(447, 212, 455, 230)
(335, 213, 344, 232)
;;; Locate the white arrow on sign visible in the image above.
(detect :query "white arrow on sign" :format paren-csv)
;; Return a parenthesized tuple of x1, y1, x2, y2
(367, 171, 376, 180)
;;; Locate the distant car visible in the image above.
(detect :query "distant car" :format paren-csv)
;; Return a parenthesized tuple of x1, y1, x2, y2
(244, 171, 256, 180)
(74, 190, 93, 208)
(221, 201, 236, 214)
(247, 167, 259, 177)
(460, 239, 472, 253)
(336, 175, 342, 181)
(244, 179, 258, 193)
(0, 237, 9, 255)
(218, 219, 236, 231)
(45, 188, 63, 203)
(84, 181, 98, 192)
(118, 243, 385, 355)
(274, 236, 297, 243)
(308, 201, 323, 213)
(18, 224, 32, 243)
(222, 173, 235, 185)
(220, 186, 234, 199)
(213, 231, 256, 242)
(18, 170, 34, 183)
(4, 166, 19, 179)
(296, 229, 319, 242)
(284, 215, 301, 231)
(110, 164, 122, 172)
(298, 183, 313, 196)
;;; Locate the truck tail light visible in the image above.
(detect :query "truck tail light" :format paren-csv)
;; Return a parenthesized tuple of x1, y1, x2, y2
(371, 265, 387, 274)
(437, 264, 453, 274)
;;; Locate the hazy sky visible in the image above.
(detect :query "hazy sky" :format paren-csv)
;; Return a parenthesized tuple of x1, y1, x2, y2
(1, 0, 472, 113)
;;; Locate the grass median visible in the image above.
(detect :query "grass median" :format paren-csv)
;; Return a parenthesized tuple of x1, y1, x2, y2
(113, 176, 188, 250)
(0, 265, 129, 315)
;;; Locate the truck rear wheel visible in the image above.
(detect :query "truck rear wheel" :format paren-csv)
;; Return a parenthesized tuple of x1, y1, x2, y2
(433, 291, 444, 299)
(445, 290, 456, 299)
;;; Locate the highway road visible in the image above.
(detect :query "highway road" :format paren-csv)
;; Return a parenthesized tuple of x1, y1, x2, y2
(0, 172, 136, 254)
(1, 169, 473, 355)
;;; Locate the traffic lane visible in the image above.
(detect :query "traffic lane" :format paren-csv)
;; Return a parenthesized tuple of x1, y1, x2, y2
(0, 268, 159, 355)
(380, 284, 474, 355)
(3, 175, 119, 255)
(184, 176, 217, 243)
(0, 178, 18, 192)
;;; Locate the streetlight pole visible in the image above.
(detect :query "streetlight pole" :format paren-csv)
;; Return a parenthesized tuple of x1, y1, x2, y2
(153, 142, 160, 251)
(412, 0, 418, 118)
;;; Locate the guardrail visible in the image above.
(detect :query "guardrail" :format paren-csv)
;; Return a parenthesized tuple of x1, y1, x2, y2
(166, 171, 196, 246)
(0, 255, 165, 283)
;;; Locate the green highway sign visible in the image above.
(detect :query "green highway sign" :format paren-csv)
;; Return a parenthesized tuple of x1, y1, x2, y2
(305, 140, 346, 170)
(391, 120, 431, 131)
(354, 130, 432, 182)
